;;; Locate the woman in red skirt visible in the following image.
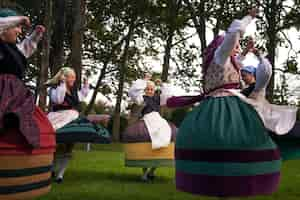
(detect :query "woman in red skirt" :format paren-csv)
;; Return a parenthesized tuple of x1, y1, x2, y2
(0, 8, 55, 199)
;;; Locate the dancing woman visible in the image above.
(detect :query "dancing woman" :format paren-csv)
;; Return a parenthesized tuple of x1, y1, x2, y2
(0, 8, 55, 199)
(170, 9, 284, 197)
(46, 67, 111, 183)
(123, 77, 177, 182)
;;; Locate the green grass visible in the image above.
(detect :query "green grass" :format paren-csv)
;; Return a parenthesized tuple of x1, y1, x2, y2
(37, 144, 300, 200)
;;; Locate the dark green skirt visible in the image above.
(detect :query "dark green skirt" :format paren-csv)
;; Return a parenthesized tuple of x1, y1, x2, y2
(56, 117, 111, 144)
(176, 96, 281, 197)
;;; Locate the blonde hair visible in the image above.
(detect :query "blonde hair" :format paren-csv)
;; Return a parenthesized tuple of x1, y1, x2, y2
(45, 67, 75, 86)
(146, 81, 155, 88)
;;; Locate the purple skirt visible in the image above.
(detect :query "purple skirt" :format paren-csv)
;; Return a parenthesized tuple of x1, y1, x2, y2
(122, 120, 177, 143)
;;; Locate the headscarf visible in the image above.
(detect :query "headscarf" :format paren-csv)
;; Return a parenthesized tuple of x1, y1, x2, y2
(202, 35, 225, 76)
(45, 67, 75, 86)
(241, 65, 256, 76)
(0, 9, 25, 36)
(0, 8, 18, 18)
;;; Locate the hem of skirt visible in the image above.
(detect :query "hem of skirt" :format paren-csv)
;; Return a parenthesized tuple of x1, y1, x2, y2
(176, 171, 280, 197)
(125, 159, 174, 167)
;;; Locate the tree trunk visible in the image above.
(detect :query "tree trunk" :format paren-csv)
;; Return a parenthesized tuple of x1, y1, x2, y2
(112, 19, 136, 142)
(38, 0, 53, 110)
(84, 38, 125, 115)
(50, 0, 66, 75)
(265, 0, 278, 102)
(70, 0, 85, 86)
(161, 0, 182, 82)
(184, 0, 206, 55)
(161, 30, 174, 82)
(0, 0, 16, 7)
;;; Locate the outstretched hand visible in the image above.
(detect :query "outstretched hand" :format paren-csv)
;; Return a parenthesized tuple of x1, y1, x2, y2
(21, 16, 31, 28)
(35, 25, 46, 34)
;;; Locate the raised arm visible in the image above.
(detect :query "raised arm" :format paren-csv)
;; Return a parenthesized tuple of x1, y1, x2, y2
(78, 80, 90, 102)
(128, 79, 147, 105)
(17, 25, 45, 58)
(49, 82, 67, 104)
(254, 54, 272, 93)
(214, 9, 256, 66)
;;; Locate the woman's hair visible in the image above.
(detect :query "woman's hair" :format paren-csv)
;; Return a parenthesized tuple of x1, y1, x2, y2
(45, 67, 75, 86)
(202, 35, 225, 76)
(146, 81, 155, 88)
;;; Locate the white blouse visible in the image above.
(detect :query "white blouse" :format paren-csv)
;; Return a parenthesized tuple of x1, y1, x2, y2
(50, 82, 90, 104)
(204, 15, 253, 92)
(128, 79, 177, 106)
(214, 15, 253, 67)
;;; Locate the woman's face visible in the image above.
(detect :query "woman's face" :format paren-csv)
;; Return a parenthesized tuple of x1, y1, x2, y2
(145, 84, 155, 97)
(241, 71, 255, 85)
(65, 71, 76, 88)
(231, 43, 241, 56)
(0, 25, 22, 43)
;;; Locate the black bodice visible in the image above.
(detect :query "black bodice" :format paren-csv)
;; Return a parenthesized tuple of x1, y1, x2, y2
(241, 82, 256, 97)
(141, 94, 160, 116)
(0, 41, 27, 79)
(50, 86, 81, 112)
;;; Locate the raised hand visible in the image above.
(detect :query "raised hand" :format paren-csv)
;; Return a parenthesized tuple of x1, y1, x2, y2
(249, 8, 258, 18)
(21, 16, 31, 28)
(35, 25, 46, 34)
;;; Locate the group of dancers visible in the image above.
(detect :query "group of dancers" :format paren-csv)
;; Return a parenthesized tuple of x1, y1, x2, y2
(0, 7, 300, 199)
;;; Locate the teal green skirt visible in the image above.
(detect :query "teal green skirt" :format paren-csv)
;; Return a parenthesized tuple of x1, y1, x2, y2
(56, 117, 111, 144)
(176, 96, 281, 197)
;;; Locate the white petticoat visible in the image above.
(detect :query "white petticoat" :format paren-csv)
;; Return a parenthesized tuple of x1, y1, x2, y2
(47, 110, 79, 130)
(228, 89, 297, 135)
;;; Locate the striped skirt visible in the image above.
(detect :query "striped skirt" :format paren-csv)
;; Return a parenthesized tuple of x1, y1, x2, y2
(122, 120, 177, 167)
(176, 96, 281, 197)
(56, 117, 111, 144)
(0, 107, 56, 200)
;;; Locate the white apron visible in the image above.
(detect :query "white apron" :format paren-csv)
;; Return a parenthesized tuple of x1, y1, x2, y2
(143, 112, 172, 149)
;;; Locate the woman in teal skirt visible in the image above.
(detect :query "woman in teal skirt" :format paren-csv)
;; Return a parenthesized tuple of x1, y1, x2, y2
(168, 9, 283, 197)
(46, 67, 111, 183)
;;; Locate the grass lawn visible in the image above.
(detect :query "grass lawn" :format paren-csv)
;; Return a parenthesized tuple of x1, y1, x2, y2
(37, 144, 300, 200)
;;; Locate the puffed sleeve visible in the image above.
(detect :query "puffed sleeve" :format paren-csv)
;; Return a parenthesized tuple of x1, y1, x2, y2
(49, 82, 67, 104)
(17, 29, 44, 58)
(214, 15, 253, 66)
(128, 79, 147, 105)
(0, 16, 24, 35)
(78, 84, 90, 102)
(254, 56, 272, 93)
(160, 83, 178, 106)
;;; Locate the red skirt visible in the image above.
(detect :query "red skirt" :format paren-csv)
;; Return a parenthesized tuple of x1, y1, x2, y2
(0, 106, 56, 199)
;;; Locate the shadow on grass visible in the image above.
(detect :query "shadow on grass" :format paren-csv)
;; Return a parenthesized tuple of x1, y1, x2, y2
(75, 143, 124, 152)
(64, 169, 173, 184)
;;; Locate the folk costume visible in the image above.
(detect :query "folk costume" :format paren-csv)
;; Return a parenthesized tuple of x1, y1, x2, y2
(122, 80, 177, 180)
(47, 67, 111, 183)
(0, 9, 55, 199)
(168, 15, 284, 197)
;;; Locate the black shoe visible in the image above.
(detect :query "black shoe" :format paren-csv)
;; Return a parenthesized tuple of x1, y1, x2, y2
(147, 174, 155, 181)
(51, 171, 56, 179)
(141, 175, 150, 182)
(55, 177, 63, 184)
